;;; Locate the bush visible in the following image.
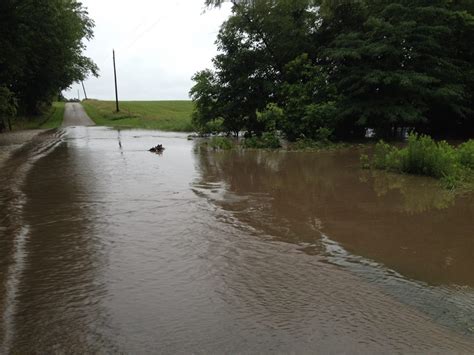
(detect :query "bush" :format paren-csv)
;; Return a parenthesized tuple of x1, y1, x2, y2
(401, 135, 459, 179)
(372, 140, 401, 170)
(458, 141, 474, 169)
(195, 118, 224, 135)
(242, 132, 281, 149)
(367, 134, 474, 189)
(208, 136, 234, 150)
(257, 103, 283, 132)
(315, 127, 333, 144)
(293, 138, 320, 150)
(291, 128, 335, 150)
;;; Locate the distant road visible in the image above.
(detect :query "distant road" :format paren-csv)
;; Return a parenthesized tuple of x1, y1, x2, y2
(62, 103, 95, 127)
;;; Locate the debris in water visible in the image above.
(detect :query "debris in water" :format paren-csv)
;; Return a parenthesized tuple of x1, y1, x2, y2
(149, 144, 165, 153)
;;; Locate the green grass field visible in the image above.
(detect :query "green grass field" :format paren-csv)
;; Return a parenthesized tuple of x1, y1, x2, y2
(82, 100, 194, 132)
(11, 102, 65, 130)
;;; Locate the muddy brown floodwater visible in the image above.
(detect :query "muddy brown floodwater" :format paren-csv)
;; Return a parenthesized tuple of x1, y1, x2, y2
(0, 126, 473, 353)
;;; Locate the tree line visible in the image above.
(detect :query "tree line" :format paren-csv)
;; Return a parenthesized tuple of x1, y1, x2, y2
(0, 0, 97, 130)
(190, 0, 474, 140)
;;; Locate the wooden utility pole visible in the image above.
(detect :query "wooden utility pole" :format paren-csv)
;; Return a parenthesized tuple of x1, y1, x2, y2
(81, 81, 88, 100)
(113, 49, 120, 112)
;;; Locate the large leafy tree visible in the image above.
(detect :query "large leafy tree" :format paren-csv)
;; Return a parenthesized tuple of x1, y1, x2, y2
(193, 0, 474, 139)
(192, 0, 323, 136)
(0, 0, 98, 116)
(325, 0, 474, 137)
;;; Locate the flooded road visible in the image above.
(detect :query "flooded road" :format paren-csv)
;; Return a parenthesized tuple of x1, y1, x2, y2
(0, 126, 473, 353)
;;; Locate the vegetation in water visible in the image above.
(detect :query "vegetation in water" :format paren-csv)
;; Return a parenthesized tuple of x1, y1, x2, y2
(365, 134, 474, 190)
(0, 0, 97, 127)
(82, 100, 194, 132)
(207, 136, 235, 150)
(191, 0, 474, 141)
(242, 132, 281, 149)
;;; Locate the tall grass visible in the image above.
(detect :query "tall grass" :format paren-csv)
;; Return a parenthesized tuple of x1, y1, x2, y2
(367, 134, 474, 189)
(11, 102, 65, 130)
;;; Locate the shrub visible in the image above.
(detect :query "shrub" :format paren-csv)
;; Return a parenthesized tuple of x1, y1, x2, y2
(458, 141, 474, 169)
(257, 103, 283, 132)
(315, 127, 333, 144)
(401, 135, 459, 179)
(367, 134, 474, 190)
(372, 140, 401, 170)
(293, 138, 321, 150)
(291, 128, 335, 150)
(242, 132, 281, 149)
(208, 136, 234, 150)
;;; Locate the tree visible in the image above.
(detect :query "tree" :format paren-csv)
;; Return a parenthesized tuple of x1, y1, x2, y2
(324, 0, 474, 137)
(194, 0, 474, 139)
(0, 0, 98, 117)
(192, 0, 322, 136)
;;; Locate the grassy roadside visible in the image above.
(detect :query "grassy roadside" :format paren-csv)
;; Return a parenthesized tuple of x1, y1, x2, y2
(11, 102, 65, 130)
(82, 100, 194, 132)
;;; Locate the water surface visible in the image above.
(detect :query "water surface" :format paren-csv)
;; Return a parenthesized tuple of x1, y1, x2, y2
(0, 127, 473, 353)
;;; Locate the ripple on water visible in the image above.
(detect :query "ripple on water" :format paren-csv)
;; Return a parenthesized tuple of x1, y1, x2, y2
(0, 127, 472, 353)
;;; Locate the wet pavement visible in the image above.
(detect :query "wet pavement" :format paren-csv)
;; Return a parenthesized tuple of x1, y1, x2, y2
(0, 125, 473, 353)
(62, 103, 95, 127)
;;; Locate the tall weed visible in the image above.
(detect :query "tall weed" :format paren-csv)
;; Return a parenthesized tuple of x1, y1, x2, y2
(368, 134, 473, 189)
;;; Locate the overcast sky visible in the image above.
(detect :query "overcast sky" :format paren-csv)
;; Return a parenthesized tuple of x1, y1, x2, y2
(64, 0, 231, 101)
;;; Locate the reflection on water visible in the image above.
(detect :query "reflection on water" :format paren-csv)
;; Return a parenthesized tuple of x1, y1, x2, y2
(194, 148, 474, 288)
(360, 170, 456, 213)
(193, 147, 474, 335)
(0, 127, 473, 353)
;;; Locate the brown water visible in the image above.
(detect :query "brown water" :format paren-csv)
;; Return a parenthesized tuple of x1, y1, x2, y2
(0, 127, 473, 353)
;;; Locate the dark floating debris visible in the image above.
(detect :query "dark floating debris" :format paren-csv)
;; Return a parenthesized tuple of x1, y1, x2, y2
(149, 144, 165, 153)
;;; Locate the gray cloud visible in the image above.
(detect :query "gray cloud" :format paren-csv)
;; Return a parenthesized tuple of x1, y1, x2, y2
(64, 0, 231, 100)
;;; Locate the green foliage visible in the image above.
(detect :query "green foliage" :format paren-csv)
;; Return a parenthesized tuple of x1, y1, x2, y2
(315, 127, 333, 144)
(257, 103, 283, 133)
(458, 141, 474, 169)
(372, 140, 400, 170)
(192, 0, 321, 138)
(0, 0, 97, 118)
(291, 128, 335, 150)
(194, 0, 474, 140)
(196, 118, 225, 135)
(208, 136, 234, 150)
(82, 100, 194, 132)
(40, 102, 66, 129)
(0, 86, 16, 130)
(324, 0, 474, 137)
(242, 132, 281, 149)
(369, 134, 474, 189)
(189, 70, 221, 132)
(0, 86, 17, 117)
(11, 102, 65, 130)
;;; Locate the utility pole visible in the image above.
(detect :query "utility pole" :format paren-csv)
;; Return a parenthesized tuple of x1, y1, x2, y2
(78, 89, 80, 101)
(81, 81, 88, 100)
(113, 49, 120, 112)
